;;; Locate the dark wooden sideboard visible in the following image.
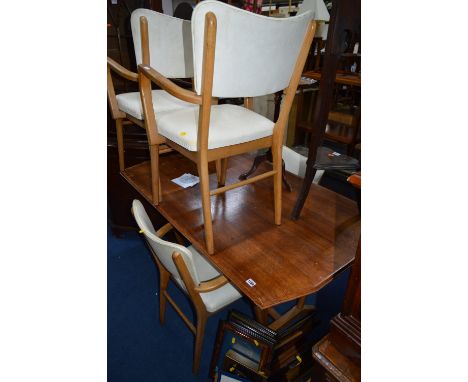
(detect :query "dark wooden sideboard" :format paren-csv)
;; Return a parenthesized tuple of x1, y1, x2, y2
(310, 243, 360, 381)
(310, 175, 361, 381)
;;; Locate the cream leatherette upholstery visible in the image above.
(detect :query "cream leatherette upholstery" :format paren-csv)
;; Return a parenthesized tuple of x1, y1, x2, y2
(297, 0, 330, 21)
(132, 200, 242, 313)
(191, 1, 312, 97)
(297, 0, 330, 39)
(156, 104, 274, 151)
(116, 90, 195, 120)
(131, 8, 194, 79)
(132, 200, 199, 284)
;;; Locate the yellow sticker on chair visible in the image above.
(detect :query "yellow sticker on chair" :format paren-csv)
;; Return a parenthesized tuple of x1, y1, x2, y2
(254, 340, 259, 346)
(180, 132, 187, 136)
(231, 337, 236, 344)
(139, 230, 144, 234)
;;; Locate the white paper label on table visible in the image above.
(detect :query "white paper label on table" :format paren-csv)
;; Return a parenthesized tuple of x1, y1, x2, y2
(171, 173, 200, 188)
(246, 278, 256, 287)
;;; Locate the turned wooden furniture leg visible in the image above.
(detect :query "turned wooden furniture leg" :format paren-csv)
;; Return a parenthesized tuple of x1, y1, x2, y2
(254, 305, 269, 326)
(193, 310, 208, 374)
(239, 150, 292, 191)
(159, 268, 170, 324)
(116, 118, 125, 171)
(197, 159, 214, 254)
(149, 144, 160, 205)
(238, 151, 268, 180)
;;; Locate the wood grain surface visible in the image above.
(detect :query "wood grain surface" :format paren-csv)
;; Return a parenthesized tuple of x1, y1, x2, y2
(122, 152, 360, 309)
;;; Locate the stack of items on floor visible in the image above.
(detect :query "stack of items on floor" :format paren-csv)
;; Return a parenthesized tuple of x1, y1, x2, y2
(211, 310, 318, 382)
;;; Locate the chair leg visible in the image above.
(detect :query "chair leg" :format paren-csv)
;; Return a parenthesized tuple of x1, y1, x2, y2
(197, 159, 214, 254)
(149, 144, 160, 205)
(193, 311, 208, 374)
(215, 158, 228, 187)
(116, 118, 125, 171)
(159, 268, 170, 325)
(215, 159, 222, 186)
(272, 144, 282, 225)
(220, 158, 228, 186)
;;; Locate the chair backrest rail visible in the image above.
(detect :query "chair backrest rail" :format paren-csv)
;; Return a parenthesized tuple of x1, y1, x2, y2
(131, 200, 201, 285)
(191, 1, 312, 97)
(131, 8, 194, 78)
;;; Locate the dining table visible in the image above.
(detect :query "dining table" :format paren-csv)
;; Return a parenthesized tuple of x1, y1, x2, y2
(121, 152, 360, 327)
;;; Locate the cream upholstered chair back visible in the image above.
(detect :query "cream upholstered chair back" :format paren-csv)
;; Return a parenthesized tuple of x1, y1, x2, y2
(191, 1, 312, 97)
(297, 0, 329, 39)
(297, 0, 330, 20)
(131, 9, 194, 78)
(131, 200, 201, 285)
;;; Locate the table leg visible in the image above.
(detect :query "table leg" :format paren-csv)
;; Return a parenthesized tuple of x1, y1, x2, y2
(238, 151, 268, 181)
(254, 305, 269, 326)
(239, 149, 292, 191)
(269, 297, 316, 331)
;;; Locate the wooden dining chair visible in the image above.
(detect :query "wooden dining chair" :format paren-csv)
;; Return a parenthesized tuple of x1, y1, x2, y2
(107, 8, 197, 172)
(131, 199, 243, 373)
(138, 1, 316, 254)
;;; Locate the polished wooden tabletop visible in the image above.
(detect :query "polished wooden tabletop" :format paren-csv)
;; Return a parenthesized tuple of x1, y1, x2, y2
(122, 153, 360, 309)
(303, 70, 361, 87)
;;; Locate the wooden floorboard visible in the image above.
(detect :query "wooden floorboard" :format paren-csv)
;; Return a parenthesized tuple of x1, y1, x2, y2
(122, 152, 360, 309)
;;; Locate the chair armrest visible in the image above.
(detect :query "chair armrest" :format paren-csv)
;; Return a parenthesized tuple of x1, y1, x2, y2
(107, 56, 138, 81)
(195, 275, 228, 293)
(155, 222, 173, 238)
(172, 78, 193, 89)
(107, 57, 137, 119)
(138, 64, 203, 105)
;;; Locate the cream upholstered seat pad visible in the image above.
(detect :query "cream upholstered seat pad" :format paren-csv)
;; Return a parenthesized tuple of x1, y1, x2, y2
(174, 245, 242, 313)
(116, 90, 196, 120)
(156, 104, 275, 151)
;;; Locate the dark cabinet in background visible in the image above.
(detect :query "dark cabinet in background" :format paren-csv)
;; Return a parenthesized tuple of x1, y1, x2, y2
(107, 0, 164, 234)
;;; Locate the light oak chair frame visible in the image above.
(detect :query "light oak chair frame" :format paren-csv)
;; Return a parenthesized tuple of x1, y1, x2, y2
(133, 214, 230, 373)
(107, 58, 140, 171)
(138, 14, 316, 254)
(135, 17, 223, 207)
(107, 58, 174, 172)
